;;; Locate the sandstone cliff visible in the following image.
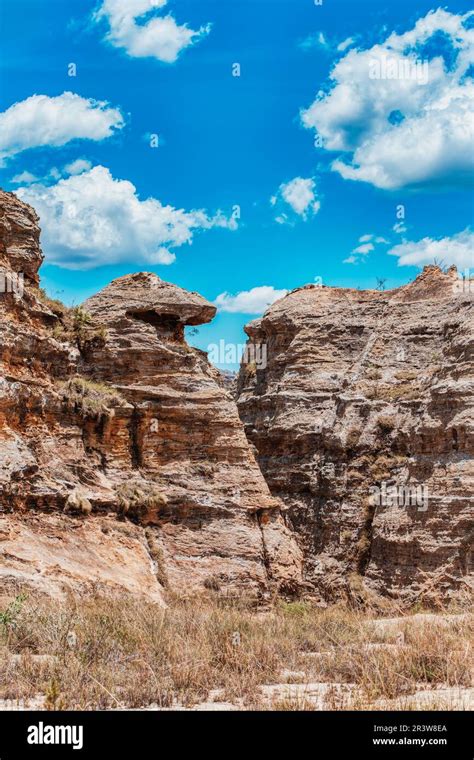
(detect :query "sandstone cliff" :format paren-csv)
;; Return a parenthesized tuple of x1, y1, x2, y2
(237, 271, 474, 606)
(1, 188, 472, 609)
(0, 190, 302, 601)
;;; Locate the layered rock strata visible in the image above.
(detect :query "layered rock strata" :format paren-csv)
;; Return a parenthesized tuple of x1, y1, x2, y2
(2, 186, 472, 608)
(237, 269, 474, 605)
(0, 190, 302, 601)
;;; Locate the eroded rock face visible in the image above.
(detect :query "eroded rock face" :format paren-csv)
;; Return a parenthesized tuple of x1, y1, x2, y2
(0, 190, 302, 601)
(2, 188, 472, 608)
(81, 273, 302, 595)
(237, 269, 474, 606)
(0, 190, 43, 284)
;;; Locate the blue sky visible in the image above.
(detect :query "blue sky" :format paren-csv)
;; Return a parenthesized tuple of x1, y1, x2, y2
(1, 0, 473, 367)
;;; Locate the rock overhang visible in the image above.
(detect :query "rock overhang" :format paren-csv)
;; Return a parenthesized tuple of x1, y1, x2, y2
(83, 271, 216, 327)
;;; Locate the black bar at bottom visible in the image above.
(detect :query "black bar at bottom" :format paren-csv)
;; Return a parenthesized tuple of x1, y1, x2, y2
(0, 710, 471, 758)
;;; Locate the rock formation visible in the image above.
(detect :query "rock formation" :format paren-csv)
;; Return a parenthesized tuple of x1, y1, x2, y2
(0, 190, 302, 602)
(1, 188, 472, 608)
(237, 271, 473, 605)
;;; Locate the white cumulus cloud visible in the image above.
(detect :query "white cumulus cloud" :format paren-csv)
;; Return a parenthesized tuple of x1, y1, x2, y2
(17, 165, 236, 270)
(389, 229, 474, 269)
(343, 255, 357, 265)
(64, 158, 93, 175)
(0, 92, 124, 165)
(94, 0, 210, 63)
(301, 9, 474, 189)
(11, 171, 38, 185)
(272, 177, 321, 223)
(214, 286, 288, 314)
(353, 243, 374, 255)
(344, 232, 391, 265)
(337, 36, 355, 53)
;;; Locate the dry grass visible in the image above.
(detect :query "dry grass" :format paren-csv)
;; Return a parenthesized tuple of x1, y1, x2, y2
(381, 384, 420, 401)
(115, 481, 167, 521)
(365, 384, 420, 402)
(368, 453, 406, 481)
(37, 288, 69, 318)
(394, 370, 419, 381)
(314, 616, 473, 702)
(345, 427, 362, 450)
(59, 377, 124, 419)
(0, 591, 471, 711)
(244, 361, 257, 377)
(51, 305, 107, 351)
(376, 415, 397, 433)
(365, 367, 382, 381)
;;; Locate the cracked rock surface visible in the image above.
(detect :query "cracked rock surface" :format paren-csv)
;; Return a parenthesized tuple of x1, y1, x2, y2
(0, 190, 302, 601)
(237, 268, 474, 605)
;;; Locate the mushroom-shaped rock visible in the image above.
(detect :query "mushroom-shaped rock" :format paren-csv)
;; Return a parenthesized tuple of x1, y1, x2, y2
(84, 272, 216, 327)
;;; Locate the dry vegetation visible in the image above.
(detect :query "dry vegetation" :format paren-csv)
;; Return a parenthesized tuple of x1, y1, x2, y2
(365, 383, 420, 401)
(59, 377, 124, 419)
(37, 288, 69, 318)
(48, 303, 107, 351)
(0, 590, 471, 711)
(115, 480, 168, 521)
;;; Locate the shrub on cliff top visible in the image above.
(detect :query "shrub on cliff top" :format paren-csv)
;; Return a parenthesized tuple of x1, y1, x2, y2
(70, 307, 108, 350)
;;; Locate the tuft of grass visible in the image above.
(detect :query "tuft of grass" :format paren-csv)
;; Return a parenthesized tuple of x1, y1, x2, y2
(37, 288, 68, 317)
(244, 361, 257, 377)
(376, 415, 397, 433)
(365, 367, 382, 381)
(203, 576, 221, 592)
(382, 384, 420, 401)
(394, 370, 419, 381)
(115, 480, 167, 522)
(50, 305, 107, 351)
(346, 427, 362, 449)
(366, 384, 420, 402)
(0, 594, 27, 646)
(45, 678, 64, 711)
(59, 377, 124, 419)
(369, 454, 397, 481)
(64, 488, 92, 516)
(268, 696, 318, 711)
